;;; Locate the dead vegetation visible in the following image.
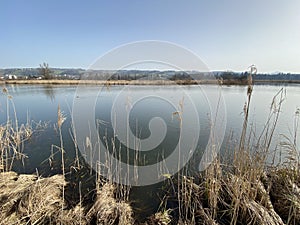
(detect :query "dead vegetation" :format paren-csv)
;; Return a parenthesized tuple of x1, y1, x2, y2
(86, 183, 134, 225)
(158, 148, 300, 225)
(1, 158, 300, 225)
(0, 172, 134, 225)
(0, 171, 68, 224)
(0, 88, 33, 172)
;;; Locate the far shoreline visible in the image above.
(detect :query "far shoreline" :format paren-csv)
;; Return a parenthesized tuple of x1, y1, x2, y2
(1, 79, 300, 86)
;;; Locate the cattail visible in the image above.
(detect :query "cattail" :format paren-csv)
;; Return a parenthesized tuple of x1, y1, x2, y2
(57, 105, 66, 129)
(240, 65, 257, 151)
(247, 65, 256, 96)
(57, 104, 66, 211)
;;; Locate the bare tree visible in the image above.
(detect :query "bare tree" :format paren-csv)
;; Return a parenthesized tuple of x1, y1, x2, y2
(39, 62, 52, 80)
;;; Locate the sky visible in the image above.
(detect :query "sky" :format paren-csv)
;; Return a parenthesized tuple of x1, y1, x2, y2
(1, 0, 300, 73)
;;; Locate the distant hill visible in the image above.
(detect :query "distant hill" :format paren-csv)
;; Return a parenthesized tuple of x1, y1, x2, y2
(1, 68, 300, 82)
(0, 68, 85, 79)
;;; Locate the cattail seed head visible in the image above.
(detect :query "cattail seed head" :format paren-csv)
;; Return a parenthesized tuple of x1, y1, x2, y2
(57, 105, 66, 129)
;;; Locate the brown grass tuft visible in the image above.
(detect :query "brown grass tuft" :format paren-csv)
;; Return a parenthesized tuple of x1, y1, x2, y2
(86, 183, 134, 225)
(266, 168, 300, 224)
(0, 172, 70, 224)
(0, 172, 136, 225)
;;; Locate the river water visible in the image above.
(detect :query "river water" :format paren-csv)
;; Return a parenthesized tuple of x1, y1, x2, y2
(0, 84, 299, 172)
(0, 83, 299, 217)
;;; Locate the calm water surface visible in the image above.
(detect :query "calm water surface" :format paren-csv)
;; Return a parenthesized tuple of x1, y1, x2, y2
(0, 84, 299, 218)
(0, 84, 299, 173)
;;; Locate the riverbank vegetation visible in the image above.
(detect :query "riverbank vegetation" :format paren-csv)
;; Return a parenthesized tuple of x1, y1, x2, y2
(0, 68, 300, 224)
(1, 66, 300, 85)
(2, 78, 300, 86)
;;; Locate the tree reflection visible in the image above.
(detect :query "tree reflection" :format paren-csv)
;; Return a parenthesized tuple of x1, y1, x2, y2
(42, 85, 56, 101)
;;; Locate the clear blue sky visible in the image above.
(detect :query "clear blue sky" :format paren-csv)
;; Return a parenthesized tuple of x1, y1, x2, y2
(1, 0, 300, 73)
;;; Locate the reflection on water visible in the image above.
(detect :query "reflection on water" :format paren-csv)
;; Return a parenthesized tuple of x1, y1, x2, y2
(42, 85, 56, 101)
(0, 83, 299, 218)
(0, 84, 299, 172)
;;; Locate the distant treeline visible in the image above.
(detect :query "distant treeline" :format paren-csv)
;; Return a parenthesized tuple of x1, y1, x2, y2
(1, 68, 300, 81)
(255, 73, 300, 81)
(214, 71, 300, 81)
(0, 68, 85, 79)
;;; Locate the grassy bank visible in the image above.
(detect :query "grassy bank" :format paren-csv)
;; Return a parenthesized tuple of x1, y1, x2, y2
(1, 153, 300, 224)
(2, 79, 300, 85)
(3, 79, 219, 85)
(160, 146, 300, 224)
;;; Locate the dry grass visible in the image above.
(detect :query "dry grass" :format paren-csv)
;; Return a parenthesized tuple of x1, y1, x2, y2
(266, 167, 300, 224)
(0, 123, 31, 171)
(4, 79, 214, 85)
(143, 210, 172, 225)
(5, 79, 83, 85)
(0, 172, 134, 225)
(0, 88, 32, 172)
(0, 171, 71, 224)
(160, 150, 300, 225)
(86, 183, 134, 225)
(2, 160, 300, 225)
(3, 78, 300, 86)
(3, 79, 228, 86)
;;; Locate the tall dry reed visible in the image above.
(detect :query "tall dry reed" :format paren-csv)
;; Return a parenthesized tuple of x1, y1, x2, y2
(0, 87, 32, 172)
